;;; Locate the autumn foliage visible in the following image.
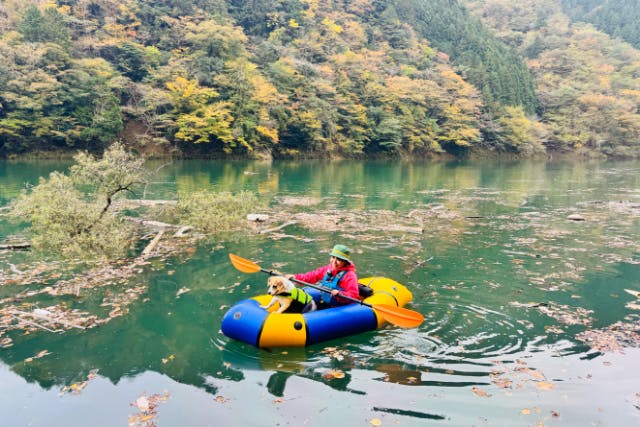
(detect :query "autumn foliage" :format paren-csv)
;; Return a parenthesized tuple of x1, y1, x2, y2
(0, 0, 638, 158)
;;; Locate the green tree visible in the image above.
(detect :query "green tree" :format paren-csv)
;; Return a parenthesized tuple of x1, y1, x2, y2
(18, 6, 70, 46)
(10, 143, 147, 258)
(17, 6, 46, 43)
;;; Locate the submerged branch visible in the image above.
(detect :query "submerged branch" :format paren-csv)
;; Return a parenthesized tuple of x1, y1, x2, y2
(0, 242, 31, 250)
(258, 220, 297, 235)
(10, 308, 87, 330)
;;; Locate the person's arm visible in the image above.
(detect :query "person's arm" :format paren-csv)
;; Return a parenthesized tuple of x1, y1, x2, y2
(292, 265, 329, 285)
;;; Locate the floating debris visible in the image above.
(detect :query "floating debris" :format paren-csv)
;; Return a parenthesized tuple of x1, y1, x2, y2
(60, 369, 100, 396)
(510, 301, 594, 326)
(576, 319, 640, 353)
(175, 287, 191, 298)
(129, 391, 170, 427)
(323, 369, 346, 380)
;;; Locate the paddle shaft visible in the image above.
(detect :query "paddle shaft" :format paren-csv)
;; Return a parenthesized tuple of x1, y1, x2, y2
(260, 267, 366, 306)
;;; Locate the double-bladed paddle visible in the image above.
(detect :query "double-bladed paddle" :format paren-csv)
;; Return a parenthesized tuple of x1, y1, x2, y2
(229, 253, 424, 328)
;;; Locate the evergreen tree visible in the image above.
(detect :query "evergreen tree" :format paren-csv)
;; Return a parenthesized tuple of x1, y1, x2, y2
(18, 6, 46, 43)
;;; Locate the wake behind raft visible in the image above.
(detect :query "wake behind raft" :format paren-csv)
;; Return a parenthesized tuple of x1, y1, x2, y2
(221, 277, 414, 348)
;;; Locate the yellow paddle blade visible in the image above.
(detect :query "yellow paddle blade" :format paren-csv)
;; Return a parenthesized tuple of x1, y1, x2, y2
(229, 253, 261, 274)
(372, 304, 424, 328)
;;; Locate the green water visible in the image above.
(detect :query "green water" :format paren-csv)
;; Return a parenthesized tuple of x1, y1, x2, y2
(1, 160, 639, 426)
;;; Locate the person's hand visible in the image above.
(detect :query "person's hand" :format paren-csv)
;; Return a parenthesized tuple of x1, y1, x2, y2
(330, 289, 339, 296)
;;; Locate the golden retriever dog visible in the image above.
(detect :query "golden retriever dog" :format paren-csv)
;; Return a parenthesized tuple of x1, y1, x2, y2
(261, 276, 317, 314)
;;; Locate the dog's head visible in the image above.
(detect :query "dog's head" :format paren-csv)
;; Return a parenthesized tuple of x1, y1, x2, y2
(267, 276, 288, 296)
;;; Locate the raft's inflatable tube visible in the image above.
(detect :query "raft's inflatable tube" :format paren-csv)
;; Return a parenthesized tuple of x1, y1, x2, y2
(221, 277, 413, 348)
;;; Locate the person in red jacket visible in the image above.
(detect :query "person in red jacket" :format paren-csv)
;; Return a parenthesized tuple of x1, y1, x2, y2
(288, 244, 359, 308)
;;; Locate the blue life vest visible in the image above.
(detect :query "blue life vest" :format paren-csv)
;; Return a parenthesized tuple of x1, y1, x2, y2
(319, 269, 347, 304)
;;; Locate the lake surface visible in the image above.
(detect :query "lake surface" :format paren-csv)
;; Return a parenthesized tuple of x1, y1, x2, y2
(1, 159, 639, 426)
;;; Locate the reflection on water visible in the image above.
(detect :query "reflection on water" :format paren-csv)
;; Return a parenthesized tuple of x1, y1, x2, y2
(2, 159, 640, 426)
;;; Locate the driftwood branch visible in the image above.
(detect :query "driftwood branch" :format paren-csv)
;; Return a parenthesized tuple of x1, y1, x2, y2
(124, 217, 182, 229)
(142, 230, 164, 256)
(11, 314, 61, 333)
(174, 226, 193, 237)
(0, 242, 31, 250)
(116, 199, 177, 209)
(11, 309, 86, 330)
(258, 221, 297, 235)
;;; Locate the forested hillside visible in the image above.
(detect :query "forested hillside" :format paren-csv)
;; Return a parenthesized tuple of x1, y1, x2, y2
(464, 0, 640, 157)
(558, 0, 640, 49)
(0, 0, 638, 159)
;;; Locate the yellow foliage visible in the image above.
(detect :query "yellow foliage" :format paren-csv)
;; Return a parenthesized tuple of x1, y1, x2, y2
(167, 77, 198, 99)
(251, 75, 279, 104)
(255, 125, 279, 142)
(174, 102, 234, 144)
(621, 89, 640, 102)
(456, 127, 481, 145)
(302, 0, 319, 18)
(322, 18, 343, 34)
(598, 75, 611, 90)
(384, 76, 425, 103)
(289, 18, 299, 29)
(74, 58, 116, 79)
(298, 111, 322, 130)
(103, 23, 127, 39)
(167, 77, 219, 112)
(577, 93, 616, 108)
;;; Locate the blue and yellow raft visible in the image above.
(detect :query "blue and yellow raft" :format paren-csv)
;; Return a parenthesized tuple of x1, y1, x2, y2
(221, 277, 413, 348)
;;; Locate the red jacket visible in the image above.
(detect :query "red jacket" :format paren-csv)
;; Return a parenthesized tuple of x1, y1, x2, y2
(294, 263, 360, 303)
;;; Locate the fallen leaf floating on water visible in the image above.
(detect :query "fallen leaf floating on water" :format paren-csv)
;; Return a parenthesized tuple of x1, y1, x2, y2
(624, 289, 640, 298)
(369, 419, 382, 426)
(492, 377, 512, 389)
(134, 395, 151, 413)
(535, 381, 555, 390)
(323, 369, 346, 380)
(175, 287, 190, 298)
(521, 408, 531, 415)
(576, 319, 640, 353)
(61, 381, 87, 395)
(321, 346, 350, 361)
(87, 369, 99, 380)
(60, 369, 100, 395)
(24, 349, 51, 363)
(471, 387, 491, 397)
(129, 391, 170, 427)
(510, 301, 594, 326)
